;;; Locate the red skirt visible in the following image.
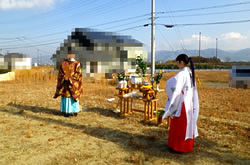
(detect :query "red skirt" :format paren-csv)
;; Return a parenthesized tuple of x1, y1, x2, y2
(168, 103, 194, 153)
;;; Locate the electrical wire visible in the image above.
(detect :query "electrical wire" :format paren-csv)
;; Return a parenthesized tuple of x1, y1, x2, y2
(155, 26, 176, 54)
(1, 41, 61, 50)
(116, 24, 149, 32)
(157, 9, 250, 19)
(6, 0, 134, 34)
(0, 30, 69, 44)
(159, 19, 250, 27)
(0, 0, 97, 24)
(156, 1, 250, 14)
(161, 0, 187, 53)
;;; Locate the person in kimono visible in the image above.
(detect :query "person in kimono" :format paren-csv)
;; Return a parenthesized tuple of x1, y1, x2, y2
(53, 50, 83, 117)
(162, 54, 199, 153)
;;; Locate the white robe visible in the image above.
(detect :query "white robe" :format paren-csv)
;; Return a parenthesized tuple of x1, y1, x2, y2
(162, 67, 199, 140)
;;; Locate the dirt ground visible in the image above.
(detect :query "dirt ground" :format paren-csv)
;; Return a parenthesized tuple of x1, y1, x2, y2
(0, 71, 249, 165)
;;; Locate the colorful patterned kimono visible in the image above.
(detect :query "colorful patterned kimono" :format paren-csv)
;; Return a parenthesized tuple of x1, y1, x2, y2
(163, 67, 199, 152)
(54, 58, 83, 114)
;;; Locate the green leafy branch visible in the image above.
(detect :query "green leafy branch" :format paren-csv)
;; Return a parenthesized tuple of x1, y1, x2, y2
(117, 72, 125, 81)
(136, 55, 147, 77)
(154, 72, 163, 84)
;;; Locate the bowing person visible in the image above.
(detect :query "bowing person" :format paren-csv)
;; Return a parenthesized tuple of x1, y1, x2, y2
(163, 54, 199, 153)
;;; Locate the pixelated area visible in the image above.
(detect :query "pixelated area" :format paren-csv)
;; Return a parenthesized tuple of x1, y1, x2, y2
(52, 28, 147, 79)
(229, 65, 250, 89)
(0, 53, 31, 70)
(0, 54, 7, 70)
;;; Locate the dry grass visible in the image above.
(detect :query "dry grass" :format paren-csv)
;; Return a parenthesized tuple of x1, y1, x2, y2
(13, 66, 57, 82)
(12, 66, 117, 86)
(195, 71, 229, 83)
(161, 70, 229, 83)
(0, 68, 249, 165)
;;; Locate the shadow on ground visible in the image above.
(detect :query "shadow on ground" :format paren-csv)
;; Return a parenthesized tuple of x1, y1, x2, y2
(1, 104, 247, 164)
(7, 103, 62, 116)
(85, 107, 123, 119)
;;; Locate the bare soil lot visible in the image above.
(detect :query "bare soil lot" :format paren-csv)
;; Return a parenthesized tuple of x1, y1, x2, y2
(0, 70, 249, 165)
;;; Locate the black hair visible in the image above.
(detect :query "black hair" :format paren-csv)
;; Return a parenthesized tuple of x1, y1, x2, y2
(67, 47, 73, 54)
(176, 54, 196, 87)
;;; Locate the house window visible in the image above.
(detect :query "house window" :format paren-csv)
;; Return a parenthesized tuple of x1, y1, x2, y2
(90, 62, 98, 73)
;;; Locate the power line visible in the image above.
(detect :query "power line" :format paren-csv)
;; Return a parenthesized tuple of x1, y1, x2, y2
(0, 0, 121, 34)
(104, 18, 150, 30)
(89, 13, 151, 28)
(0, 31, 69, 44)
(157, 1, 250, 14)
(0, 16, 149, 45)
(1, 38, 63, 47)
(155, 26, 176, 53)
(1, 24, 149, 50)
(4, 18, 250, 51)
(85, 0, 142, 19)
(161, 0, 187, 53)
(0, 37, 20, 40)
(16, 38, 54, 55)
(0, 0, 98, 24)
(25, 30, 70, 39)
(1, 41, 61, 50)
(0, 1, 148, 42)
(6, 0, 137, 34)
(1, 20, 150, 50)
(160, 19, 250, 27)
(2, 0, 250, 37)
(157, 9, 250, 19)
(115, 24, 149, 32)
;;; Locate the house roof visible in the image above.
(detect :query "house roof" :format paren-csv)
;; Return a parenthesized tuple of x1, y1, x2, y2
(5, 53, 30, 58)
(71, 28, 142, 45)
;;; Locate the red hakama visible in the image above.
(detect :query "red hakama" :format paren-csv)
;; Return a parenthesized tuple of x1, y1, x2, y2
(168, 103, 194, 153)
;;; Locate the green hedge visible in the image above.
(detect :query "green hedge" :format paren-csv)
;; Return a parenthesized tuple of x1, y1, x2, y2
(154, 63, 232, 69)
(0, 69, 10, 74)
(148, 61, 250, 70)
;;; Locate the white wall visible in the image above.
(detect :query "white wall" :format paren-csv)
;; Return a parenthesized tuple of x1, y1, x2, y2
(0, 72, 15, 81)
(11, 58, 32, 69)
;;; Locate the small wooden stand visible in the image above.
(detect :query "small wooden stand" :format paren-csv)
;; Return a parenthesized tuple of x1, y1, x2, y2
(116, 88, 130, 116)
(116, 88, 129, 96)
(129, 98, 158, 121)
(143, 98, 158, 121)
(130, 84, 143, 91)
(116, 87, 159, 122)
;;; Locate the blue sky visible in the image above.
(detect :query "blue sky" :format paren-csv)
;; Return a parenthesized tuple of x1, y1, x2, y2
(0, 0, 250, 58)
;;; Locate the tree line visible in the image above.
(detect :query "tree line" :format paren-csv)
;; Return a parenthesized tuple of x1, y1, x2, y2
(150, 56, 250, 69)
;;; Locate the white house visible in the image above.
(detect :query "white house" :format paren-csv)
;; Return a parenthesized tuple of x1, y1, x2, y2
(52, 28, 147, 79)
(4, 53, 32, 70)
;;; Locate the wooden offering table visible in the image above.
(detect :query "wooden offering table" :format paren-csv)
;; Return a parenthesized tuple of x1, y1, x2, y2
(116, 88, 130, 116)
(116, 86, 159, 121)
(131, 98, 158, 121)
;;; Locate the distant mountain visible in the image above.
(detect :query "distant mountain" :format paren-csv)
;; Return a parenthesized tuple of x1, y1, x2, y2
(29, 48, 250, 65)
(148, 48, 250, 62)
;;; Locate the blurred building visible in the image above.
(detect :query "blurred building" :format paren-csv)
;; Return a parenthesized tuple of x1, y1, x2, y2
(52, 28, 147, 79)
(0, 54, 8, 70)
(4, 53, 32, 70)
(229, 65, 250, 89)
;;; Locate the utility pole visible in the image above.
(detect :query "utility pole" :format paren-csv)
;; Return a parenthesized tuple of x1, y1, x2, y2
(216, 38, 218, 59)
(215, 38, 218, 69)
(151, 0, 155, 76)
(37, 49, 39, 66)
(198, 32, 201, 69)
